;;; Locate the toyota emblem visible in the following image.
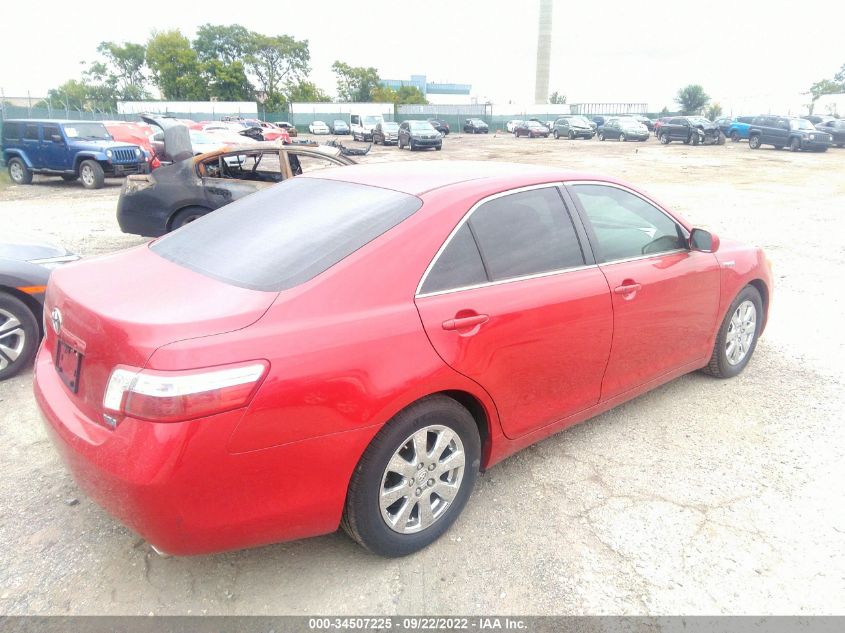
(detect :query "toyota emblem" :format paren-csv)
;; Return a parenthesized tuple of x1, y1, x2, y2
(50, 307, 62, 335)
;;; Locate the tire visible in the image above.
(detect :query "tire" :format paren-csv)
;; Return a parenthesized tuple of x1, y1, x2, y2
(436, 144, 442, 151)
(169, 206, 211, 231)
(514, 131, 519, 138)
(691, 133, 700, 146)
(701, 285, 763, 379)
(598, 132, 605, 141)
(553, 130, 560, 139)
(341, 395, 481, 557)
(61, 175, 77, 182)
(730, 131, 740, 142)
(749, 135, 761, 149)
(0, 292, 40, 381)
(7, 158, 32, 185)
(409, 139, 416, 151)
(568, 130, 575, 140)
(659, 133, 670, 145)
(619, 133, 626, 142)
(790, 137, 801, 152)
(717, 131, 726, 145)
(773, 145, 783, 150)
(79, 160, 104, 189)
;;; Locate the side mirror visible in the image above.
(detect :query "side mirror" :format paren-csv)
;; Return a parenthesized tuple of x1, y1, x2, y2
(51, 134, 63, 143)
(690, 228, 720, 253)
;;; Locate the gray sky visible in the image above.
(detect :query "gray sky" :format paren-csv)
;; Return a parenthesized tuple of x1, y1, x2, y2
(2, 0, 843, 114)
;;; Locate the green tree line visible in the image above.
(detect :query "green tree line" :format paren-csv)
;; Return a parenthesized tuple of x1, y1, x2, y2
(40, 24, 427, 113)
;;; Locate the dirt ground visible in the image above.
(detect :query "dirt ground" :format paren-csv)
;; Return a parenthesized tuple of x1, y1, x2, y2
(1, 133, 844, 616)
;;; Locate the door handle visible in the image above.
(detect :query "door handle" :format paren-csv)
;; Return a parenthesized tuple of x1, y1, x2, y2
(613, 282, 641, 295)
(442, 314, 489, 331)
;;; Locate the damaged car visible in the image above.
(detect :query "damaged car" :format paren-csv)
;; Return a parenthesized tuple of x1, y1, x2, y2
(117, 143, 356, 237)
(658, 117, 725, 145)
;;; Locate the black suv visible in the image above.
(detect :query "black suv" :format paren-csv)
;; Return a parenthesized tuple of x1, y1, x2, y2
(748, 116, 832, 152)
(463, 119, 489, 134)
(657, 117, 724, 145)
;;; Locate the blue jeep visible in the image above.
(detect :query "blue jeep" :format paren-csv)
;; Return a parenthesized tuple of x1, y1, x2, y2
(2, 119, 147, 189)
(725, 116, 755, 142)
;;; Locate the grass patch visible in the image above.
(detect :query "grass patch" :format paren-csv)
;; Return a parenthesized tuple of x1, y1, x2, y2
(0, 169, 11, 191)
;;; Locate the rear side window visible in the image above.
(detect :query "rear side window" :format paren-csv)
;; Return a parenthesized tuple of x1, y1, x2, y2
(24, 125, 40, 141)
(151, 178, 421, 292)
(2, 122, 21, 140)
(468, 187, 584, 282)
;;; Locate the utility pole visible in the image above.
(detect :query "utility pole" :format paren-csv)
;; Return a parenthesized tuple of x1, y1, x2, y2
(534, 0, 553, 104)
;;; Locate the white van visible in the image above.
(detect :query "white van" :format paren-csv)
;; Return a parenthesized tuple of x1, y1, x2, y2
(350, 114, 385, 141)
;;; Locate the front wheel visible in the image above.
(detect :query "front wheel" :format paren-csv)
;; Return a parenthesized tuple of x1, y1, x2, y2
(79, 160, 104, 189)
(0, 292, 40, 381)
(790, 137, 801, 152)
(341, 396, 481, 557)
(659, 133, 670, 145)
(568, 130, 575, 140)
(701, 286, 763, 379)
(619, 133, 626, 142)
(749, 135, 761, 149)
(553, 130, 560, 139)
(8, 158, 32, 185)
(598, 132, 605, 141)
(730, 131, 740, 142)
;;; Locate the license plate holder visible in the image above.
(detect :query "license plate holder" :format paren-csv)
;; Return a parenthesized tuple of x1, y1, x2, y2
(55, 339, 82, 394)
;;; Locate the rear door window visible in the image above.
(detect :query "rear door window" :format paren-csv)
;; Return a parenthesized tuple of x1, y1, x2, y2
(24, 125, 40, 141)
(468, 187, 585, 281)
(151, 178, 421, 292)
(419, 224, 487, 295)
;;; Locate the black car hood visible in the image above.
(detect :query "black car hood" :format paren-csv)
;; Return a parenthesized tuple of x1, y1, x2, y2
(140, 114, 193, 163)
(0, 238, 70, 262)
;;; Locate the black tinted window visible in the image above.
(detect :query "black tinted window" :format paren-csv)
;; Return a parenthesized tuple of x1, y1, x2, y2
(468, 187, 585, 281)
(420, 224, 487, 294)
(43, 126, 60, 140)
(24, 125, 40, 140)
(2, 122, 21, 140)
(573, 184, 686, 262)
(151, 178, 421, 292)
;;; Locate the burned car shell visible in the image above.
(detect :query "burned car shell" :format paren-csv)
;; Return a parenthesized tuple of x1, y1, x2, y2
(116, 143, 356, 237)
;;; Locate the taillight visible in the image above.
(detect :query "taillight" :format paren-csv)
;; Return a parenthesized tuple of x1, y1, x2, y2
(102, 361, 268, 425)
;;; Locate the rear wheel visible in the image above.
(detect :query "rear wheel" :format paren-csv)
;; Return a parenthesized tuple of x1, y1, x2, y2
(619, 133, 626, 142)
(409, 139, 416, 151)
(717, 131, 726, 145)
(341, 395, 481, 557)
(0, 292, 40, 381)
(702, 286, 763, 379)
(730, 131, 740, 142)
(568, 130, 575, 140)
(170, 206, 211, 231)
(598, 132, 605, 141)
(79, 160, 104, 189)
(8, 158, 32, 185)
(553, 130, 560, 139)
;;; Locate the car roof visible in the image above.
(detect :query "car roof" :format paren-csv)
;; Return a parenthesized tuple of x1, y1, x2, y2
(302, 160, 616, 196)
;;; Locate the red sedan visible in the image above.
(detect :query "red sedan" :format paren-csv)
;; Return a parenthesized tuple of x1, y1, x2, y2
(34, 162, 772, 557)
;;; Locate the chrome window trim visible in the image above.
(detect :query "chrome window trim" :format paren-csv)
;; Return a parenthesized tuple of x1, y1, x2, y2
(414, 182, 585, 298)
(565, 180, 691, 263)
(416, 263, 599, 299)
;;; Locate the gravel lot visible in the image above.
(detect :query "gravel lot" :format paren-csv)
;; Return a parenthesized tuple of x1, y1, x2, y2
(1, 133, 844, 616)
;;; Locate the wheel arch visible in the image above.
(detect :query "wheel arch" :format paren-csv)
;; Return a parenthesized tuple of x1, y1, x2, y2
(5, 150, 32, 168)
(747, 278, 770, 332)
(0, 286, 43, 336)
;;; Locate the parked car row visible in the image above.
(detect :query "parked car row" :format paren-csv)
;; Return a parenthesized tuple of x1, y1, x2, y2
(371, 120, 443, 150)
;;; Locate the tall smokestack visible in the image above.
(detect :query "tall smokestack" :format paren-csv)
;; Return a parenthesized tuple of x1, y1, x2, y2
(534, 0, 553, 104)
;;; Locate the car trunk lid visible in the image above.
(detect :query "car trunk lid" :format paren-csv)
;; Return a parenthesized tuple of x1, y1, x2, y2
(43, 244, 276, 424)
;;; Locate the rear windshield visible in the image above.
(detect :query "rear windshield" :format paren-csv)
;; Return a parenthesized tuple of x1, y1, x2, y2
(151, 178, 421, 292)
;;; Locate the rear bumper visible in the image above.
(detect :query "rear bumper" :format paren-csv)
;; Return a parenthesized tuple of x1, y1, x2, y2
(33, 345, 377, 555)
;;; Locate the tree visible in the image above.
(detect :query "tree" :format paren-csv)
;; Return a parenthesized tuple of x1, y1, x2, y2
(287, 81, 330, 103)
(90, 41, 149, 101)
(193, 24, 254, 65)
(46, 80, 90, 111)
(706, 102, 723, 120)
(246, 34, 310, 111)
(549, 91, 567, 104)
(146, 30, 208, 100)
(369, 85, 397, 103)
(675, 84, 709, 115)
(395, 85, 427, 105)
(332, 61, 381, 102)
(203, 60, 253, 101)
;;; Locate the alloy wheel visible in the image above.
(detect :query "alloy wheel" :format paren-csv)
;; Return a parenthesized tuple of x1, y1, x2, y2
(81, 165, 94, 187)
(725, 300, 757, 366)
(0, 308, 26, 371)
(379, 425, 465, 534)
(9, 162, 23, 183)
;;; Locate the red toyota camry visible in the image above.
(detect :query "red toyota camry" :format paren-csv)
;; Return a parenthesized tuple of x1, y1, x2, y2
(34, 161, 772, 557)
